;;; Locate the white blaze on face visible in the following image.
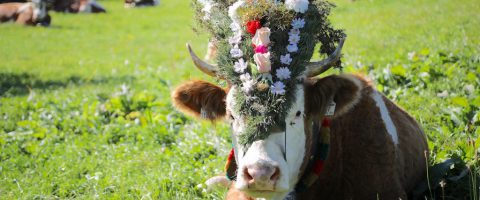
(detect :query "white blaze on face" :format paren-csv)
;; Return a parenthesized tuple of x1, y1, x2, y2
(226, 85, 306, 200)
(31, 0, 47, 21)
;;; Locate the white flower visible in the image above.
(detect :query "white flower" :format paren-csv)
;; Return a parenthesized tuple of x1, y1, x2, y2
(464, 84, 475, 95)
(291, 18, 305, 29)
(240, 73, 251, 83)
(280, 54, 292, 65)
(234, 58, 248, 73)
(276, 67, 291, 80)
(230, 22, 241, 32)
(289, 28, 300, 35)
(288, 33, 300, 44)
(287, 43, 298, 52)
(230, 45, 243, 58)
(199, 0, 216, 20)
(229, 32, 242, 45)
(242, 79, 256, 94)
(228, 1, 244, 23)
(285, 0, 309, 13)
(270, 81, 286, 95)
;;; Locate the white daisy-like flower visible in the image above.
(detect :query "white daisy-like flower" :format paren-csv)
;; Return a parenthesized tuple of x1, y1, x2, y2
(199, 0, 216, 20)
(230, 45, 243, 58)
(288, 33, 300, 44)
(240, 73, 251, 83)
(285, 0, 309, 13)
(242, 79, 256, 94)
(230, 22, 241, 32)
(233, 58, 248, 73)
(291, 18, 305, 29)
(228, 1, 245, 23)
(270, 81, 286, 95)
(280, 54, 292, 65)
(276, 67, 291, 80)
(287, 43, 298, 52)
(229, 32, 242, 45)
(289, 28, 300, 35)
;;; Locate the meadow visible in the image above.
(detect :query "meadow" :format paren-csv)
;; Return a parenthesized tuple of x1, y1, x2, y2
(0, 0, 479, 199)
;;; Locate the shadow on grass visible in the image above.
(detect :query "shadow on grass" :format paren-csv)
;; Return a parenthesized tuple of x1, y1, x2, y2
(0, 72, 135, 97)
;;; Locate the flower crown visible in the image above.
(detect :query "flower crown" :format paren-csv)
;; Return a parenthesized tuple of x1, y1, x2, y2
(190, 0, 345, 146)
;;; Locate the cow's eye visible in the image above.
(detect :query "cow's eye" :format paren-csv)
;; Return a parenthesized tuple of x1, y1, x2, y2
(296, 111, 302, 117)
(229, 114, 235, 121)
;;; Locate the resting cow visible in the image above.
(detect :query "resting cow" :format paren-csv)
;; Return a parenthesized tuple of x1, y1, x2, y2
(50, 0, 105, 13)
(172, 0, 428, 199)
(0, 0, 50, 26)
(172, 40, 428, 199)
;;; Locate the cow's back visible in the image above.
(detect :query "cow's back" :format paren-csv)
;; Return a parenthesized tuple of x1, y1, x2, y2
(299, 85, 427, 199)
(0, 3, 22, 21)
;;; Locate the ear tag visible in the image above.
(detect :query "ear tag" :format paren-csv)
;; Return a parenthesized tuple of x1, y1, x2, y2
(325, 101, 336, 116)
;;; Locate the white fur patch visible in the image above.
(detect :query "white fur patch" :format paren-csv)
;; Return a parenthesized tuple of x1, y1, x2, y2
(371, 90, 399, 145)
(226, 85, 306, 200)
(17, 3, 31, 14)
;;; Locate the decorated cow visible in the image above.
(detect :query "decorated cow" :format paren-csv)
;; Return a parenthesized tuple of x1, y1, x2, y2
(172, 0, 428, 199)
(0, 0, 51, 26)
(124, 0, 159, 8)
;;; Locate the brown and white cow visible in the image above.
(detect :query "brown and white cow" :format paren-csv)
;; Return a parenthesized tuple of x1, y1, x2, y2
(0, 0, 50, 26)
(172, 40, 428, 199)
(51, 0, 105, 13)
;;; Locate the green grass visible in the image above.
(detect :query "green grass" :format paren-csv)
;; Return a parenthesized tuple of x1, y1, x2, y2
(0, 0, 479, 199)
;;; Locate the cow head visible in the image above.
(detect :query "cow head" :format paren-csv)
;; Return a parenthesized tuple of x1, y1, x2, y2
(31, 0, 49, 26)
(172, 38, 365, 199)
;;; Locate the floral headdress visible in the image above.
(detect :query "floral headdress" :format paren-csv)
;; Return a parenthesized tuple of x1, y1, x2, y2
(190, 0, 345, 146)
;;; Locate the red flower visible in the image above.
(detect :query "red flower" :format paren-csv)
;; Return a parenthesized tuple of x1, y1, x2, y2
(246, 20, 261, 35)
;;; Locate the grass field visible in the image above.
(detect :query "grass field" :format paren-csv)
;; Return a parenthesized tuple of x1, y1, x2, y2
(0, 0, 479, 199)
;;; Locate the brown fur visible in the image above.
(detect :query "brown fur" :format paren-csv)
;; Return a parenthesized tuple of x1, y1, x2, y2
(171, 75, 428, 199)
(0, 3, 34, 25)
(171, 80, 228, 121)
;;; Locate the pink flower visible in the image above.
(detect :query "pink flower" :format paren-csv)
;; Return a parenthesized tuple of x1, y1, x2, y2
(254, 52, 271, 73)
(252, 27, 271, 46)
(254, 45, 268, 53)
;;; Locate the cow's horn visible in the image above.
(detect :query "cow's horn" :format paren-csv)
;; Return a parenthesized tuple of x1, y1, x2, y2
(187, 43, 220, 78)
(306, 37, 346, 77)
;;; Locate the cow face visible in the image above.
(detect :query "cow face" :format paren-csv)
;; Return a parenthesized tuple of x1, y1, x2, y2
(172, 80, 306, 199)
(31, 0, 48, 22)
(226, 84, 306, 199)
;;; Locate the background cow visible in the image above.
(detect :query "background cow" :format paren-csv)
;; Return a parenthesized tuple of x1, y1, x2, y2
(49, 0, 105, 13)
(124, 0, 159, 8)
(0, 0, 50, 26)
(172, 41, 429, 199)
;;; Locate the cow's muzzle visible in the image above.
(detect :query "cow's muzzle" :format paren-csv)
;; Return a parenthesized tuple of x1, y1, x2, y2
(241, 161, 280, 191)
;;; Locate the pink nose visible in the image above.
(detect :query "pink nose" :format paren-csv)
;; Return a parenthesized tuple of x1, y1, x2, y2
(243, 163, 280, 190)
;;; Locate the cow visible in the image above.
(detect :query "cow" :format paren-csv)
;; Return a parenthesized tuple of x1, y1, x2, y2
(0, 0, 50, 26)
(171, 39, 429, 199)
(50, 0, 105, 13)
(124, 0, 159, 8)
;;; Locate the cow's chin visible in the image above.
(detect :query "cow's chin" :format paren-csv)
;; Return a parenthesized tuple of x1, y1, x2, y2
(243, 190, 290, 200)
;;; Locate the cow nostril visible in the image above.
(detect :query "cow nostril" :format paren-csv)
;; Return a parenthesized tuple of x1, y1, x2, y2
(243, 168, 253, 182)
(270, 167, 280, 181)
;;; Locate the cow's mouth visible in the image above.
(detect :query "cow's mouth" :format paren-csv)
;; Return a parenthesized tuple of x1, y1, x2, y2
(244, 189, 289, 199)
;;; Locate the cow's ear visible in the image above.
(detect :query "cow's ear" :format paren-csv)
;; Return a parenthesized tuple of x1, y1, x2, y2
(305, 74, 367, 118)
(171, 80, 228, 120)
